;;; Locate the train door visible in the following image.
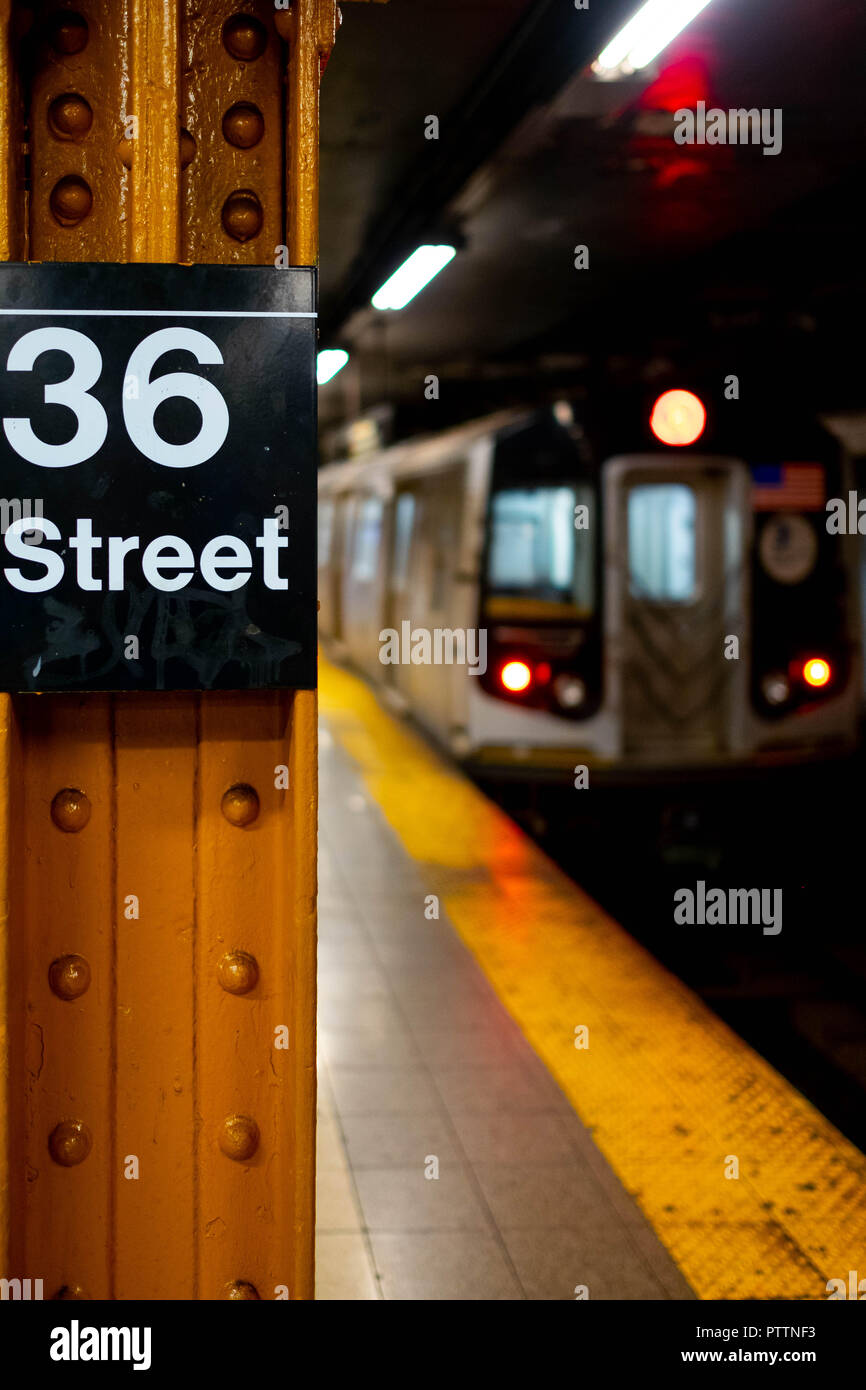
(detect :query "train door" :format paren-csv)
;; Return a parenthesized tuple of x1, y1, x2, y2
(382, 487, 418, 698)
(342, 491, 389, 679)
(318, 494, 337, 637)
(396, 464, 467, 738)
(604, 457, 750, 762)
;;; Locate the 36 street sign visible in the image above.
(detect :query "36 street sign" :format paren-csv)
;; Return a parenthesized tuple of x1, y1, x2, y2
(0, 263, 317, 692)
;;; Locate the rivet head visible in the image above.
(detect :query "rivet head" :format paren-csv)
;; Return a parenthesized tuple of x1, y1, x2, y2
(217, 950, 259, 995)
(180, 128, 197, 169)
(222, 15, 267, 61)
(48, 11, 89, 55)
(54, 1284, 89, 1300)
(48, 93, 93, 141)
(49, 954, 91, 1001)
(51, 788, 91, 832)
(274, 12, 293, 41)
(219, 1115, 259, 1162)
(49, 176, 92, 227)
(225, 1280, 260, 1300)
(222, 103, 265, 149)
(49, 1121, 92, 1167)
(221, 783, 260, 827)
(221, 190, 263, 243)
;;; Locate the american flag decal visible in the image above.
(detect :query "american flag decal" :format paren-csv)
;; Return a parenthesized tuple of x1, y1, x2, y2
(751, 463, 826, 512)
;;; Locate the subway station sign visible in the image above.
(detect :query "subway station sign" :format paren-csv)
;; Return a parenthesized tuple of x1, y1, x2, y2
(0, 263, 316, 692)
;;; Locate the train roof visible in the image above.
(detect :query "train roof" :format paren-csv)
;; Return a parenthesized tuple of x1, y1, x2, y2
(317, 408, 530, 493)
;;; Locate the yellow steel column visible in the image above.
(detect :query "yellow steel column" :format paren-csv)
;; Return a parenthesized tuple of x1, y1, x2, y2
(1, 0, 333, 1299)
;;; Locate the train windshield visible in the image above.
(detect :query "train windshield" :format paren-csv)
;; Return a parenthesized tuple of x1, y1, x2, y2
(485, 485, 594, 619)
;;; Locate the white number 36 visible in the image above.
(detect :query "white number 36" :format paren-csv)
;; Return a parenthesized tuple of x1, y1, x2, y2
(2, 325, 230, 469)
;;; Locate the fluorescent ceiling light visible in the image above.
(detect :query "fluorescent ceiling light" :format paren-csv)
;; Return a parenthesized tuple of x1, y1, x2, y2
(317, 349, 349, 385)
(594, 0, 714, 77)
(371, 245, 456, 311)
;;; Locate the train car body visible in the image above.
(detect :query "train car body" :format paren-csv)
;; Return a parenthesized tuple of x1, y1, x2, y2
(318, 387, 859, 782)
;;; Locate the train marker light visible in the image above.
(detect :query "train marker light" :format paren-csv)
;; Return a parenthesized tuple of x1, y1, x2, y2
(372, 245, 456, 311)
(554, 674, 586, 709)
(317, 348, 349, 385)
(761, 672, 790, 707)
(803, 657, 831, 689)
(500, 660, 532, 694)
(594, 0, 715, 78)
(650, 389, 706, 446)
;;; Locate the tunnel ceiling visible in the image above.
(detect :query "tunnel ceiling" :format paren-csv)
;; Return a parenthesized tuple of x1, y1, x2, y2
(318, 0, 866, 424)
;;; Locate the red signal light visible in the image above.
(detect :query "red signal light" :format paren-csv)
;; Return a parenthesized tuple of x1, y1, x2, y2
(802, 657, 831, 689)
(650, 389, 706, 447)
(500, 660, 532, 693)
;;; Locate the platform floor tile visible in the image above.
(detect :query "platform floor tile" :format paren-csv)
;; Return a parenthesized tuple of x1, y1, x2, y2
(316, 717, 694, 1301)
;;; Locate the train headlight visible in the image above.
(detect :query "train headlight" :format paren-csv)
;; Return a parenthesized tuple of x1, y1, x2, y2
(500, 660, 532, 693)
(803, 657, 831, 689)
(553, 674, 586, 709)
(650, 389, 706, 447)
(761, 672, 790, 707)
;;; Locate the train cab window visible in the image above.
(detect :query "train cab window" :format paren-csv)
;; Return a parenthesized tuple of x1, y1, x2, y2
(351, 496, 384, 582)
(628, 484, 696, 602)
(392, 493, 416, 591)
(318, 498, 335, 568)
(486, 486, 594, 618)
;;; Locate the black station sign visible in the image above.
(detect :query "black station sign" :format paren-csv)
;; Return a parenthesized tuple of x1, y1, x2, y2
(0, 262, 317, 692)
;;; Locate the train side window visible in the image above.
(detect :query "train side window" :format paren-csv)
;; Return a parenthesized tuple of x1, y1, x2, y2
(486, 486, 594, 616)
(352, 496, 384, 581)
(392, 493, 416, 591)
(318, 498, 335, 568)
(628, 484, 696, 602)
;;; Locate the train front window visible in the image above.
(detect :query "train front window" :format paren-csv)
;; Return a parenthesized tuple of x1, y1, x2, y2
(628, 483, 696, 602)
(486, 486, 594, 618)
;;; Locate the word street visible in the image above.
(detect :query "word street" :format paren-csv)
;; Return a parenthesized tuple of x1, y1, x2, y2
(2, 515, 289, 594)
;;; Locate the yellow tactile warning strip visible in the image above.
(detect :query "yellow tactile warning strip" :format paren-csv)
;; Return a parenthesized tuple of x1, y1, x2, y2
(319, 655, 866, 1300)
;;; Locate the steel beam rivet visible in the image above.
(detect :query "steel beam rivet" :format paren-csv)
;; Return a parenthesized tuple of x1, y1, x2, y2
(219, 1115, 260, 1162)
(48, 11, 88, 55)
(49, 175, 93, 226)
(50, 788, 91, 832)
(221, 190, 263, 242)
(180, 128, 197, 169)
(217, 950, 259, 995)
(49, 1121, 92, 1167)
(225, 1281, 260, 1300)
(54, 1284, 89, 1300)
(48, 93, 93, 141)
(221, 783, 260, 827)
(49, 954, 91, 1001)
(222, 15, 267, 61)
(222, 103, 265, 149)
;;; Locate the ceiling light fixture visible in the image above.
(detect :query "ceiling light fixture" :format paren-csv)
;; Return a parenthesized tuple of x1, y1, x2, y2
(371, 245, 457, 311)
(594, 0, 715, 78)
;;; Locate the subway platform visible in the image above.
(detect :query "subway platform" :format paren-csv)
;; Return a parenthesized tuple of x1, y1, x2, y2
(313, 656, 866, 1301)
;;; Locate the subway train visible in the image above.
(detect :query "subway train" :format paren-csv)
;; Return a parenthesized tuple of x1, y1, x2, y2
(317, 384, 860, 784)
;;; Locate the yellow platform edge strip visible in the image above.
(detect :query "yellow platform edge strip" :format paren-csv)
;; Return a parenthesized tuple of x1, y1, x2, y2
(319, 655, 866, 1300)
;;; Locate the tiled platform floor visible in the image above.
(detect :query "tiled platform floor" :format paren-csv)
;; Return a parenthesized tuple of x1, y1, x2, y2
(315, 720, 695, 1301)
